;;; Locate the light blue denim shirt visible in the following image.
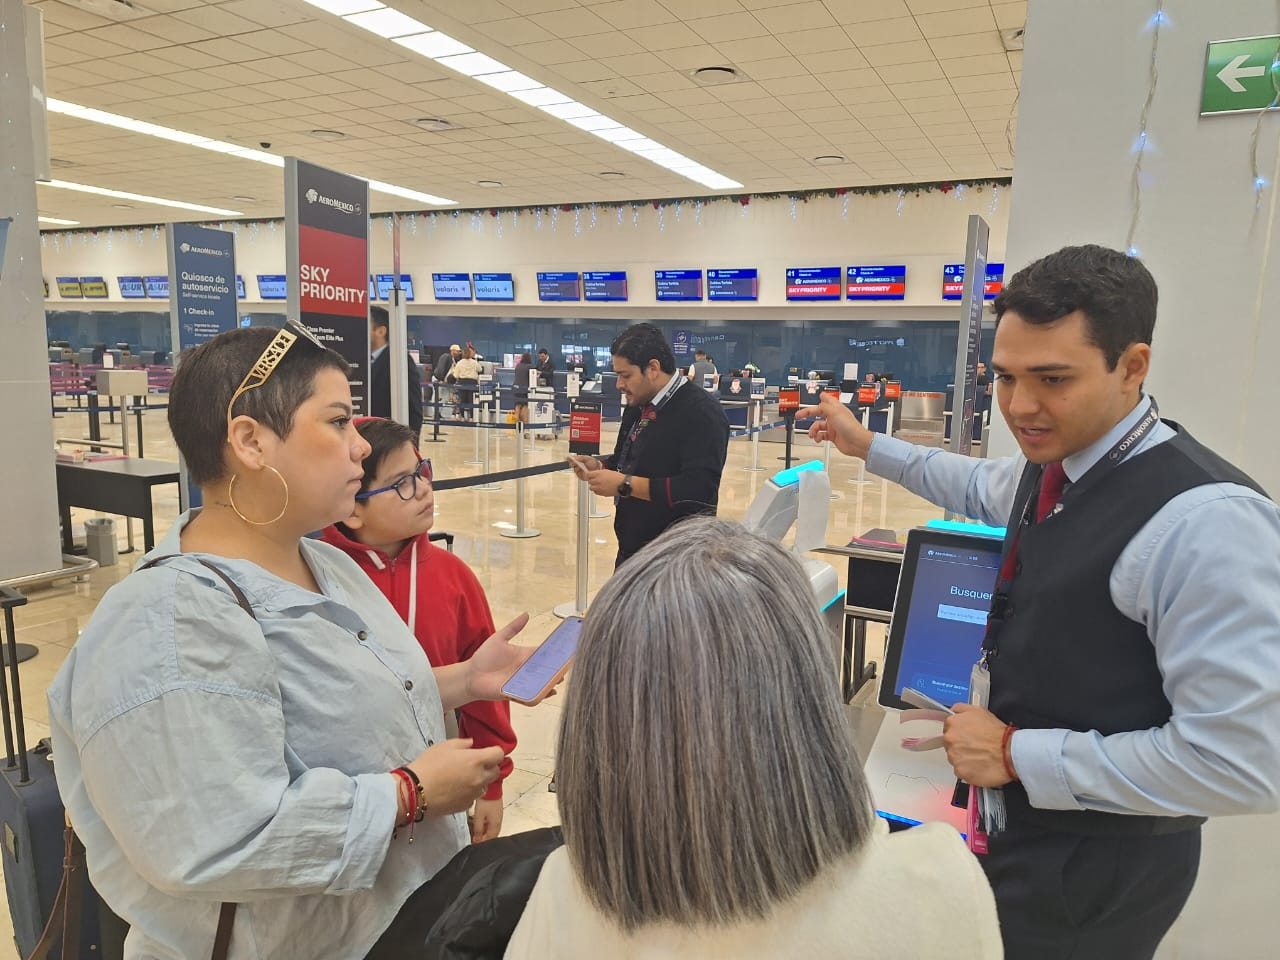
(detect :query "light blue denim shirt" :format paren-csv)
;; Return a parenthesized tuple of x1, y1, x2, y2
(868, 399, 1280, 819)
(47, 511, 467, 959)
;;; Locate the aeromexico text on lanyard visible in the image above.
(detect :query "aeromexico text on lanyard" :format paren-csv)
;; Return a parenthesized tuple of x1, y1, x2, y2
(618, 377, 684, 472)
(981, 399, 1161, 662)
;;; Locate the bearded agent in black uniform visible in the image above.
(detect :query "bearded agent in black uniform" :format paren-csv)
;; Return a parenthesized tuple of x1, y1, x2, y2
(569, 323, 729, 567)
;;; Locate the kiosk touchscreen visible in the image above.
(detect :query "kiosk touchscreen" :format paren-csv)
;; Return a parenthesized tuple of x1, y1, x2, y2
(863, 526, 1003, 831)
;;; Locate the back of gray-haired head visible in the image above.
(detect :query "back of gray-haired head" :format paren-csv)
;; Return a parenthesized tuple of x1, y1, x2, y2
(556, 516, 876, 931)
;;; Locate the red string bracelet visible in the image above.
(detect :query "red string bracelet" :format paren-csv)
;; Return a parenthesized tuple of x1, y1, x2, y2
(1001, 724, 1019, 782)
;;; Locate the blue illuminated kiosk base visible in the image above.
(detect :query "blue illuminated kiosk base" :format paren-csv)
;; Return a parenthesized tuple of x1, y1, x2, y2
(858, 520, 1004, 832)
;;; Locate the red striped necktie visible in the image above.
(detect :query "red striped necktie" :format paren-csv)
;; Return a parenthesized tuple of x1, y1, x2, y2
(1035, 461, 1068, 522)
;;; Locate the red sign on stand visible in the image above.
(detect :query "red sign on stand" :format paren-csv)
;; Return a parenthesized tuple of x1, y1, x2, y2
(569, 401, 602, 455)
(884, 381, 902, 400)
(857, 384, 879, 404)
(778, 388, 800, 413)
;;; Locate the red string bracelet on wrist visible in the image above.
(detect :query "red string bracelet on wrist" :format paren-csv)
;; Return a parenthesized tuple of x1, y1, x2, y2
(1001, 724, 1019, 782)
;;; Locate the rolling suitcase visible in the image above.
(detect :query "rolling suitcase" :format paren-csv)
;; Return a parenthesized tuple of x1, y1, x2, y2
(0, 586, 107, 958)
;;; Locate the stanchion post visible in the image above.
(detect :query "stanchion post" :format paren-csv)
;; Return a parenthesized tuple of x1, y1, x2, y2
(477, 401, 502, 491)
(465, 396, 482, 465)
(422, 391, 446, 444)
(502, 423, 540, 539)
(554, 479, 591, 619)
(783, 411, 795, 469)
(743, 398, 766, 472)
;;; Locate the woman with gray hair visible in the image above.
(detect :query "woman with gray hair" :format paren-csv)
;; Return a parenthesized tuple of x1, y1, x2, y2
(505, 517, 1001, 958)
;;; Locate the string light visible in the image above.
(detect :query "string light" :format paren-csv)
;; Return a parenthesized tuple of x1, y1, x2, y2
(1125, 0, 1164, 256)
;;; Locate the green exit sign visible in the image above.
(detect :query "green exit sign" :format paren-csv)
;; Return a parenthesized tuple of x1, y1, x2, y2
(1201, 36, 1280, 115)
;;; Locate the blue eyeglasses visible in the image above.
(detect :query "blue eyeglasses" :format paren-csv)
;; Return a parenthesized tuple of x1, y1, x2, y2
(355, 458, 432, 502)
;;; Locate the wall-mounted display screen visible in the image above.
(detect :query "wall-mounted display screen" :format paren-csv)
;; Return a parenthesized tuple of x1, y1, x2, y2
(655, 269, 702, 301)
(236, 275, 246, 299)
(431, 273, 471, 300)
(942, 263, 1005, 300)
(473, 272, 515, 301)
(583, 271, 628, 302)
(786, 267, 842, 301)
(257, 275, 287, 300)
(143, 276, 169, 298)
(707, 268, 758, 301)
(118, 276, 146, 299)
(56, 277, 83, 298)
(537, 272, 581, 301)
(375, 274, 416, 301)
(847, 265, 907, 301)
(81, 277, 109, 299)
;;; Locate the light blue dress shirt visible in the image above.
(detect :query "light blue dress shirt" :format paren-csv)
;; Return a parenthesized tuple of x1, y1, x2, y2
(47, 511, 467, 959)
(867, 399, 1280, 819)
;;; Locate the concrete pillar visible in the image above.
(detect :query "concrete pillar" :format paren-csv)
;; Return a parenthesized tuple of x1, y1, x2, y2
(0, 0, 62, 580)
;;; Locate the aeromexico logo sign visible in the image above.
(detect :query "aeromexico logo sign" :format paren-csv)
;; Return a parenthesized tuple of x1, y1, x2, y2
(305, 187, 361, 215)
(178, 241, 229, 257)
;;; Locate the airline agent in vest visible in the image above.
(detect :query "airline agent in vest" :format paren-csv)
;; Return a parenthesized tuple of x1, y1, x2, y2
(799, 245, 1280, 960)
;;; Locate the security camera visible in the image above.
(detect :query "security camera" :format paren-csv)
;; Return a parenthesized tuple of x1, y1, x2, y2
(259, 141, 272, 149)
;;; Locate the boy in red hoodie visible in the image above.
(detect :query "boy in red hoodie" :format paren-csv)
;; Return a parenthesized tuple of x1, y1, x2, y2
(321, 417, 515, 842)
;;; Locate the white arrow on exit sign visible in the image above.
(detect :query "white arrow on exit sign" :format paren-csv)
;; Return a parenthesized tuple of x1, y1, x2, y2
(1218, 54, 1267, 93)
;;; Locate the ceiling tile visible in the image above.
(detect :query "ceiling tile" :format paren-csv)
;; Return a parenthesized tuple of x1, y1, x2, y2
(552, 59, 619, 82)
(914, 7, 998, 38)
(477, 18, 560, 46)
(992, 2, 1028, 30)
(844, 17, 923, 46)
(821, 69, 887, 91)
(861, 40, 935, 67)
(607, 52, 674, 75)
(777, 28, 858, 55)
(750, 2, 838, 32)
(569, 31, 646, 57)
(589, 0, 678, 29)
(656, 44, 725, 70)
(948, 72, 1015, 93)
(942, 53, 1012, 78)
(659, 0, 747, 16)
(758, 75, 826, 96)
(736, 56, 807, 79)
(928, 32, 1006, 59)
(904, 0, 985, 13)
(627, 22, 707, 50)
(876, 61, 945, 84)
(512, 39, 587, 65)
(714, 35, 791, 61)
(529, 8, 615, 37)
(688, 13, 770, 43)
(797, 49, 871, 73)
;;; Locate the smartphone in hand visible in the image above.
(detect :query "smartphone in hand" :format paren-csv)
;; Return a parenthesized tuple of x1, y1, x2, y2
(501, 616, 582, 705)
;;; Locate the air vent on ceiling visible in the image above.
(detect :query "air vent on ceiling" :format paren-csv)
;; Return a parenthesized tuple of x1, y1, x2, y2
(415, 117, 462, 132)
(56, 0, 149, 21)
(1001, 28, 1025, 52)
(690, 66, 741, 86)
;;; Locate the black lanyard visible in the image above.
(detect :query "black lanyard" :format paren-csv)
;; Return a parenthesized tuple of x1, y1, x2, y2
(617, 378, 683, 471)
(981, 399, 1161, 661)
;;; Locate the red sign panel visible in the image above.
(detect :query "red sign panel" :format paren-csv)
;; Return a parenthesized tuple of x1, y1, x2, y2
(569, 400, 602, 455)
(884, 381, 902, 400)
(778, 388, 800, 413)
(857, 384, 879, 404)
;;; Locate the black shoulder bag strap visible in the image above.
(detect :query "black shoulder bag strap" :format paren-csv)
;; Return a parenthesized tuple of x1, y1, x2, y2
(31, 556, 249, 960)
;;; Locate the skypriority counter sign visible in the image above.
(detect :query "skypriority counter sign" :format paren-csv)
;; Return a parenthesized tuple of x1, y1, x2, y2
(286, 157, 371, 414)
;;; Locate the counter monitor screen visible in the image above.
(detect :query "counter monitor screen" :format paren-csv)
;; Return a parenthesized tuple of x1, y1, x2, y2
(474, 272, 515, 301)
(376, 274, 415, 301)
(118, 276, 146, 299)
(707, 268, 758, 301)
(81, 277, 109, 299)
(878, 527, 1003, 712)
(655, 269, 703, 301)
(236, 275, 246, 299)
(431, 273, 471, 301)
(257, 275, 287, 300)
(942, 263, 1005, 300)
(143, 276, 169, 298)
(56, 277, 83, 298)
(786, 267, 842, 301)
(847, 265, 906, 301)
(537, 272, 581, 301)
(583, 271, 628, 302)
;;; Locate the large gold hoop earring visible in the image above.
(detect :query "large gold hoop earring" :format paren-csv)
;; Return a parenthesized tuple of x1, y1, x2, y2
(226, 465, 290, 526)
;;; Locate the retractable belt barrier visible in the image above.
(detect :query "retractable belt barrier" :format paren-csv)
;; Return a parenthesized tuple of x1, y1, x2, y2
(431, 461, 570, 491)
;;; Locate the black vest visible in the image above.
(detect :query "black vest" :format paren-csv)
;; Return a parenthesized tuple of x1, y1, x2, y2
(991, 424, 1266, 836)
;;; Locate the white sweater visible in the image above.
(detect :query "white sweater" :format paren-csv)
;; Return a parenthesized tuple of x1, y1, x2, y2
(505, 819, 1002, 959)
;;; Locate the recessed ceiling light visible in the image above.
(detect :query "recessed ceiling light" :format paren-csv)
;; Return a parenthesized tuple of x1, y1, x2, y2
(310, 129, 346, 141)
(598, 171, 625, 179)
(38, 215, 79, 225)
(342, 7, 429, 39)
(414, 117, 462, 131)
(300, 0, 384, 16)
(44, 180, 243, 216)
(691, 65, 741, 86)
(46, 100, 456, 205)
(231, 195, 257, 202)
(475, 70, 544, 93)
(476, 179, 504, 188)
(395, 31, 473, 59)
(433, 51, 509, 78)
(813, 155, 847, 165)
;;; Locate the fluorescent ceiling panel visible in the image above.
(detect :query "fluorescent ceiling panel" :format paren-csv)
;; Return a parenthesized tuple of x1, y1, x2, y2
(343, 7, 430, 39)
(433, 52, 509, 77)
(44, 180, 242, 216)
(394, 31, 472, 58)
(474, 71, 543, 93)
